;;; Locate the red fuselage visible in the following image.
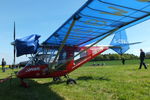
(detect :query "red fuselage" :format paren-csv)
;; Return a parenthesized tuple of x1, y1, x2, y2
(17, 46, 109, 78)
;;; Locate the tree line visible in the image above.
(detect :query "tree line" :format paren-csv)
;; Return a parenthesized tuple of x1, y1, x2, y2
(92, 53, 139, 61)
(91, 53, 150, 61)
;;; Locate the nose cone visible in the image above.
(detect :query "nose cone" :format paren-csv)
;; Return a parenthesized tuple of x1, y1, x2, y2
(16, 71, 22, 78)
(16, 69, 26, 78)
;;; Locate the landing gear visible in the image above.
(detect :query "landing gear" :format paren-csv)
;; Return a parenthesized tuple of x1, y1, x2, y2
(52, 75, 76, 84)
(53, 77, 61, 82)
(64, 75, 77, 85)
(20, 78, 29, 88)
(66, 78, 76, 84)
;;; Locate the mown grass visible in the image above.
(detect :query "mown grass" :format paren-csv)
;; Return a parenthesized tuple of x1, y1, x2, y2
(0, 59, 150, 100)
(84, 59, 150, 66)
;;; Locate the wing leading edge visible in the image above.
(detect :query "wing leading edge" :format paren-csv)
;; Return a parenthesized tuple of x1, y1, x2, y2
(43, 0, 150, 46)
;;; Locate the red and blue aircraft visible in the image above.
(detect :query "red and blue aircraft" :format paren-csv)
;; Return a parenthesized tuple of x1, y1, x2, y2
(11, 0, 150, 87)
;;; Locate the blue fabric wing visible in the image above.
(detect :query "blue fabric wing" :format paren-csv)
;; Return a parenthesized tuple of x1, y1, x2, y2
(44, 0, 150, 46)
(15, 34, 41, 57)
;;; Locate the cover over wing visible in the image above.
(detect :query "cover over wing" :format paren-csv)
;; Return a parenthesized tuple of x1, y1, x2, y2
(44, 0, 150, 46)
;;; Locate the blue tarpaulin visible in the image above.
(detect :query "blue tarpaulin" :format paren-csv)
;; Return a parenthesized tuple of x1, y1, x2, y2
(43, 0, 150, 46)
(15, 34, 41, 57)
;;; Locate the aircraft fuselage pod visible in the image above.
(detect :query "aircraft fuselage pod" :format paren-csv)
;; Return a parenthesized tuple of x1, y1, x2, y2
(17, 46, 108, 78)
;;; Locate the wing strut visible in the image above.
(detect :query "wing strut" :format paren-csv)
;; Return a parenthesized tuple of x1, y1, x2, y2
(54, 29, 118, 71)
(49, 15, 81, 70)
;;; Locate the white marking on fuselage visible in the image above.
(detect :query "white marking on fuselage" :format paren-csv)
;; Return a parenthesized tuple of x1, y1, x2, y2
(26, 67, 40, 72)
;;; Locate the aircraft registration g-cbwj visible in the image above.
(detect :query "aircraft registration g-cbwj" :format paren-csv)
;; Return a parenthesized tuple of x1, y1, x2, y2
(11, 0, 150, 87)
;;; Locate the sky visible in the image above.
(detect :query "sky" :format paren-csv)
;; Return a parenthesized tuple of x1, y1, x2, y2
(0, 0, 150, 64)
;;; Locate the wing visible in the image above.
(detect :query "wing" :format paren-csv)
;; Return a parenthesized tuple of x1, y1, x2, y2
(43, 0, 150, 46)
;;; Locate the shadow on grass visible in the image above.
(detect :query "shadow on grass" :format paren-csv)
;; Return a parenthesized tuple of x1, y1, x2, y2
(77, 76, 111, 81)
(0, 78, 65, 100)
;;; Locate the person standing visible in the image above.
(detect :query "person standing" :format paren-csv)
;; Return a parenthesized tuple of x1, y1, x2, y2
(122, 58, 125, 65)
(1, 58, 6, 72)
(139, 49, 147, 69)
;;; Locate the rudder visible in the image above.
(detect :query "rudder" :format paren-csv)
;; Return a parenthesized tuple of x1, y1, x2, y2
(110, 30, 129, 55)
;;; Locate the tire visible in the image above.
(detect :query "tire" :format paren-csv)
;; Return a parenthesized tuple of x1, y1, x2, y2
(53, 77, 61, 82)
(66, 78, 77, 85)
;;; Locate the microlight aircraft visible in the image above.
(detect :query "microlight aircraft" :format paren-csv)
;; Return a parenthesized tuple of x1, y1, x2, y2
(12, 0, 150, 87)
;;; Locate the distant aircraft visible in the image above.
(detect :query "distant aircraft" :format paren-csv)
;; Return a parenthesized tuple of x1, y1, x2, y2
(11, 0, 150, 87)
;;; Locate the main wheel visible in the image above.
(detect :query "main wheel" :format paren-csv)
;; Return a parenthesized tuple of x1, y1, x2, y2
(53, 77, 61, 82)
(66, 78, 77, 85)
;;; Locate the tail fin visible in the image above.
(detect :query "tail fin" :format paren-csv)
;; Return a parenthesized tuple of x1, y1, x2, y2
(110, 30, 141, 55)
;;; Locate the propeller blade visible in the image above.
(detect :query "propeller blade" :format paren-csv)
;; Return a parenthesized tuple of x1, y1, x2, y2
(13, 22, 16, 65)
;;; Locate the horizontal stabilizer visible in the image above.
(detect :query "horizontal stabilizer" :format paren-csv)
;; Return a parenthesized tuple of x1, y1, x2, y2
(110, 41, 142, 49)
(126, 42, 142, 45)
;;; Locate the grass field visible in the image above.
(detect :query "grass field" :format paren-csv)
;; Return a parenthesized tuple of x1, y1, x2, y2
(0, 59, 150, 100)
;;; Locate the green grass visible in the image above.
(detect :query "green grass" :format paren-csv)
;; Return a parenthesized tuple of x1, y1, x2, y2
(0, 59, 150, 100)
(84, 59, 150, 66)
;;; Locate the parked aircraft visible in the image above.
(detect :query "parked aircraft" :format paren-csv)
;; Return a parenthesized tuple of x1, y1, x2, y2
(11, 0, 150, 87)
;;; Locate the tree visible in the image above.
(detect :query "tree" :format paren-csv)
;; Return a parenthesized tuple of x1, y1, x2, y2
(91, 53, 138, 61)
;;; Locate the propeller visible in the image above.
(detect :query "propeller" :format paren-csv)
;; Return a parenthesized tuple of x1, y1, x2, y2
(13, 22, 16, 65)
